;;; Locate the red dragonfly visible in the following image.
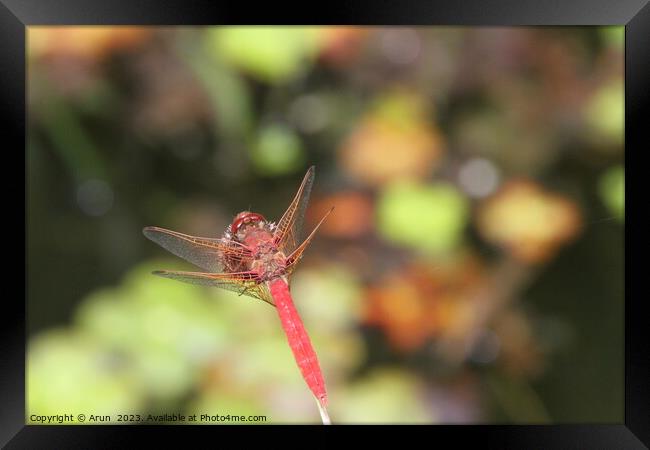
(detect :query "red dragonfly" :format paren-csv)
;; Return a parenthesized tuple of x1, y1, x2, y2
(143, 166, 333, 424)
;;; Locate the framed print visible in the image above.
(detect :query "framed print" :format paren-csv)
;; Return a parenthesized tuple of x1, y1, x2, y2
(3, 0, 648, 447)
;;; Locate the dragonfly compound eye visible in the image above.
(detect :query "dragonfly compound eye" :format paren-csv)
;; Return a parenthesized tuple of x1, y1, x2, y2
(231, 212, 267, 236)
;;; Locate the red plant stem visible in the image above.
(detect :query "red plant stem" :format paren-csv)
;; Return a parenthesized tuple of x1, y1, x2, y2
(268, 277, 328, 408)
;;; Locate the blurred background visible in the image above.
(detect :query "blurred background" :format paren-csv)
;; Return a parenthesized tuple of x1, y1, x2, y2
(27, 26, 624, 424)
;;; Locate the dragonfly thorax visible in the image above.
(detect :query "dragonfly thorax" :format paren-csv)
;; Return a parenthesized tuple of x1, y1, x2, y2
(227, 212, 287, 280)
(251, 247, 288, 281)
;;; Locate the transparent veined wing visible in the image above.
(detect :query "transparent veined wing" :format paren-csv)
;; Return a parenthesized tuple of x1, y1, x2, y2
(143, 226, 251, 273)
(285, 207, 334, 276)
(152, 270, 275, 305)
(273, 166, 315, 255)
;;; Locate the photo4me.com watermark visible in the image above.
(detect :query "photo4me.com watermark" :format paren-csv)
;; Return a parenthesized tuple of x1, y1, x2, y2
(29, 413, 268, 424)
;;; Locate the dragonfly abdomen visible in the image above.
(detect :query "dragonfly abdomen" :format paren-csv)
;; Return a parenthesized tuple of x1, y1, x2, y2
(268, 277, 328, 408)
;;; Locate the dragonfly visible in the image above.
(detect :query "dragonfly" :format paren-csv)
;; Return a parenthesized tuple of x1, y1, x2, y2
(143, 166, 333, 424)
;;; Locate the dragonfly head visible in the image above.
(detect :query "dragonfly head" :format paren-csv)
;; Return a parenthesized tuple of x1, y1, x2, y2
(231, 211, 267, 240)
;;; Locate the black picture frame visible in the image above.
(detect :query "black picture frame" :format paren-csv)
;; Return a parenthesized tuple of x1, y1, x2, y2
(4, 0, 647, 447)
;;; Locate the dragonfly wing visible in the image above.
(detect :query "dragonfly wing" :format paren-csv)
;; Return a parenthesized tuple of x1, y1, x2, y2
(152, 270, 275, 305)
(285, 207, 334, 276)
(143, 226, 250, 273)
(273, 166, 315, 255)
